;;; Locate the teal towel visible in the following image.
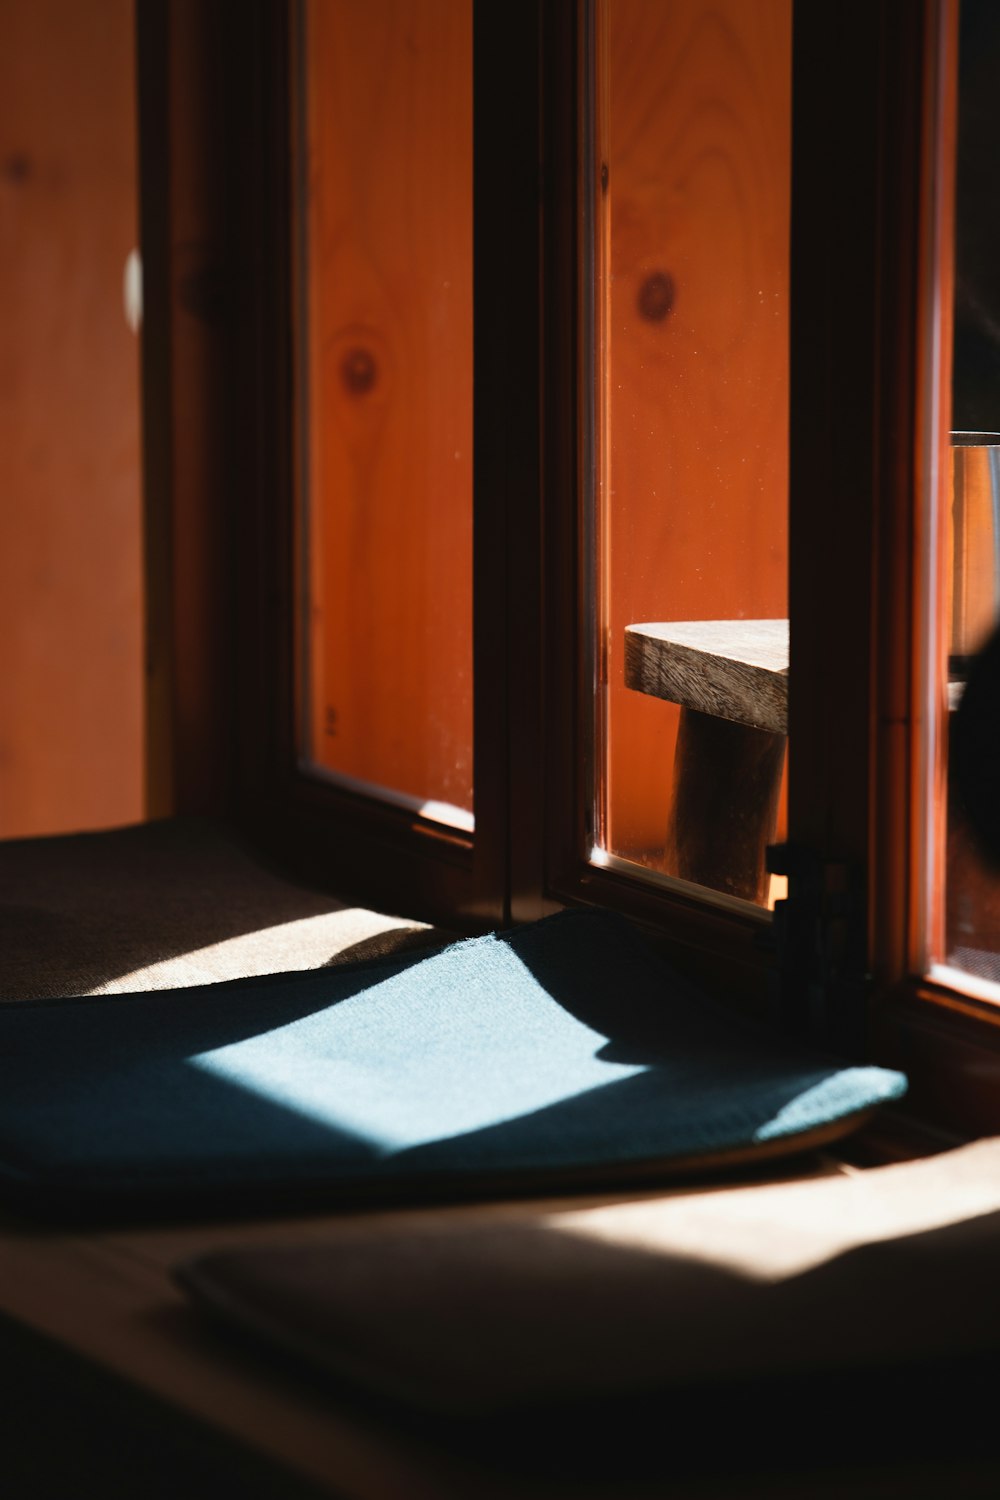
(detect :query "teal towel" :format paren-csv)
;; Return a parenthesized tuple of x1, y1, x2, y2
(0, 910, 905, 1217)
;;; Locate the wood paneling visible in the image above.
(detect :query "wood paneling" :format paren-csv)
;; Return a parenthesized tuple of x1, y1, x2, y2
(0, 0, 142, 837)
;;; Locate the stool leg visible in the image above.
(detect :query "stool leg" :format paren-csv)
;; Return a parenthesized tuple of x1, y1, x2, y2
(665, 708, 787, 903)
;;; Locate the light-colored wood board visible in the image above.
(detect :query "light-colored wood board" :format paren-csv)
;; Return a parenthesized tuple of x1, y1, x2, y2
(625, 620, 789, 733)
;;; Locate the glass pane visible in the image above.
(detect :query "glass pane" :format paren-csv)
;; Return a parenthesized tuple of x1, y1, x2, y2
(296, 0, 473, 830)
(588, 0, 791, 907)
(941, 0, 1000, 983)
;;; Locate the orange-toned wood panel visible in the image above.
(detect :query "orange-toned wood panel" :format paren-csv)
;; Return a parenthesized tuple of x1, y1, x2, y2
(0, 0, 142, 838)
(303, 0, 473, 817)
(602, 0, 791, 868)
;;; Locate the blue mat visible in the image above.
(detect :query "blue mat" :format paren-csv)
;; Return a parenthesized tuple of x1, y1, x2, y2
(0, 910, 905, 1217)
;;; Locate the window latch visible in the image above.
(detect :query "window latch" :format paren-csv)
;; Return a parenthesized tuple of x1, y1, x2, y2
(765, 843, 868, 1055)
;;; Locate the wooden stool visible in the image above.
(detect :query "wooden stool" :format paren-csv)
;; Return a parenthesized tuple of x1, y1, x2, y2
(625, 620, 789, 903)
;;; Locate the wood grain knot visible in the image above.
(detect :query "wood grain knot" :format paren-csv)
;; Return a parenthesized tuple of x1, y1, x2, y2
(340, 346, 378, 396)
(637, 271, 675, 323)
(3, 153, 31, 184)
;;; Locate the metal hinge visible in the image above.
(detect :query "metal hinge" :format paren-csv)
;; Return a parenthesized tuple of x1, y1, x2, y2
(764, 843, 869, 1055)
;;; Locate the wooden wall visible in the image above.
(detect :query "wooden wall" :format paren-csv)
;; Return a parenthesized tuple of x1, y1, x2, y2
(0, 0, 142, 838)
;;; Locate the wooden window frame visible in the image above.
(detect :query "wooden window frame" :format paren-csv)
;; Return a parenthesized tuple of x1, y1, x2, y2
(138, 0, 1000, 1138)
(785, 0, 1000, 1141)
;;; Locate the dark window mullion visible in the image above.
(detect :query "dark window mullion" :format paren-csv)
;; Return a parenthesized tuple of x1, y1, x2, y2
(473, 0, 547, 926)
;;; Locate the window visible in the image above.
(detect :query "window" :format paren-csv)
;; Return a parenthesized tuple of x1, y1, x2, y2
(588, 0, 790, 915)
(141, 0, 1000, 1135)
(295, 0, 474, 834)
(935, 1, 1000, 990)
(871, 0, 1000, 1138)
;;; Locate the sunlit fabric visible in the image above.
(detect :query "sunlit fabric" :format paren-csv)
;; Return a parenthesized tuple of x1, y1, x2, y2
(192, 944, 647, 1153)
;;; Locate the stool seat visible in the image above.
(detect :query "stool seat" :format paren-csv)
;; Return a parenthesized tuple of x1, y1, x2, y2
(624, 620, 790, 904)
(625, 619, 789, 734)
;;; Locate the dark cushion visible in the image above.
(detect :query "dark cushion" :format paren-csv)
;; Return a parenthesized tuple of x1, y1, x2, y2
(0, 910, 905, 1218)
(178, 1143, 1000, 1418)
